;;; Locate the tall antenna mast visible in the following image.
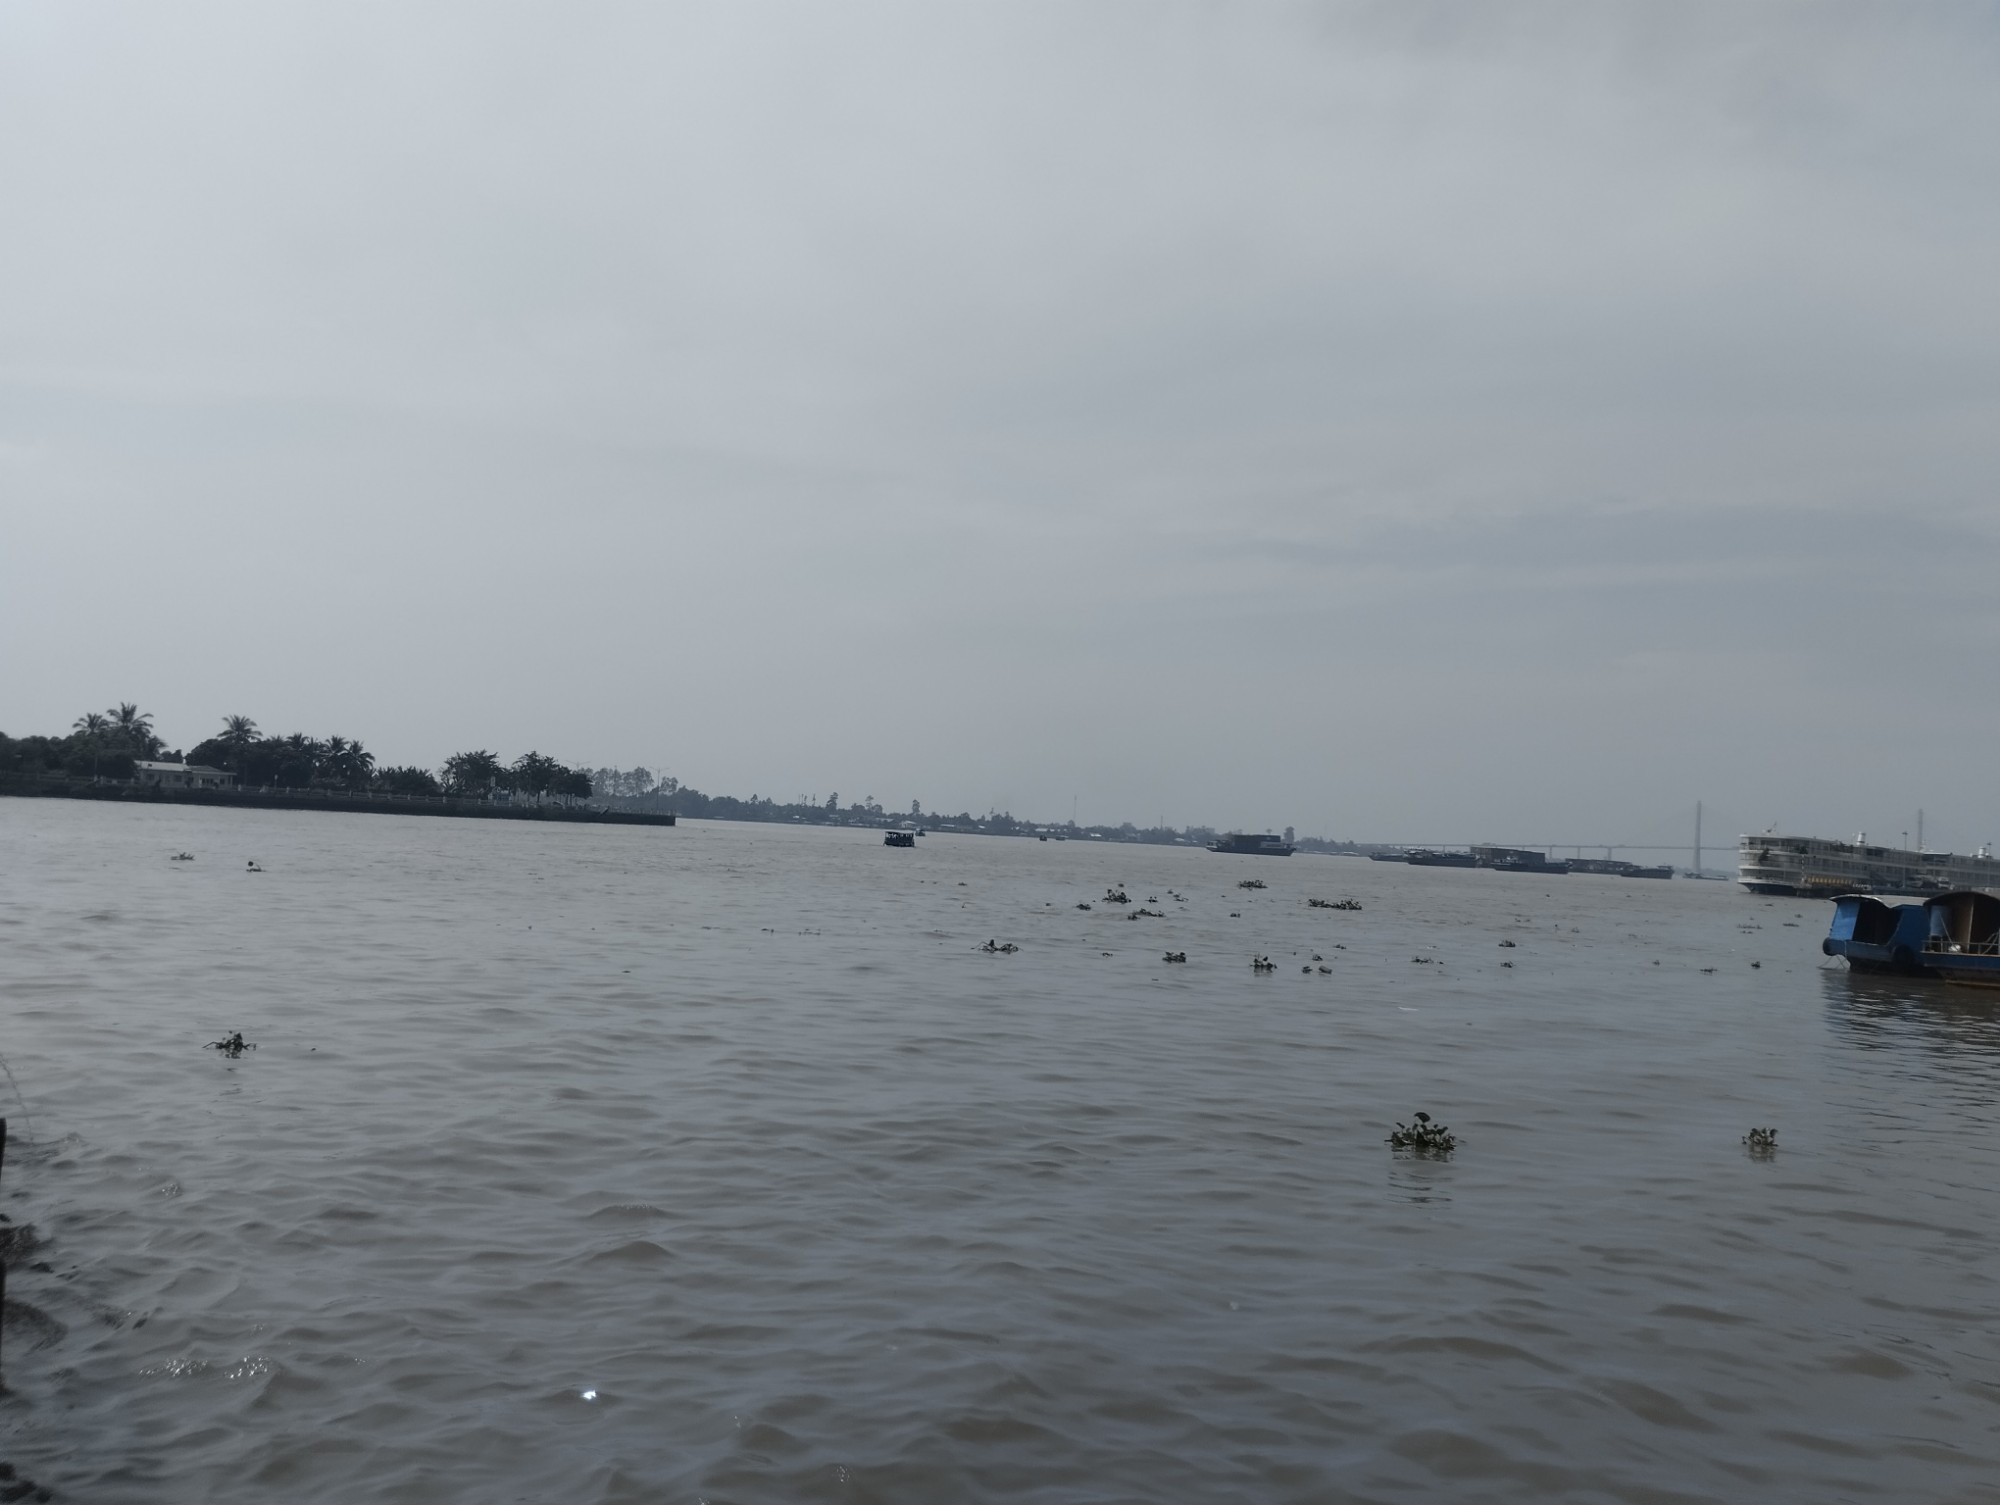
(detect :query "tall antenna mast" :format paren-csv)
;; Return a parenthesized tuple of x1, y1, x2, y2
(1918, 809, 1924, 851)
(1694, 800, 1702, 876)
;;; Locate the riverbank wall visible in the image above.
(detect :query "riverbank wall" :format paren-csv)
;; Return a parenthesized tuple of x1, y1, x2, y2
(0, 775, 675, 826)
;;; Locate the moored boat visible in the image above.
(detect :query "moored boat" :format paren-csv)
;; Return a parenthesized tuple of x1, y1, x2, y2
(1207, 832, 1294, 856)
(1474, 845, 1569, 875)
(1404, 849, 1476, 867)
(1568, 858, 1674, 879)
(1919, 890, 2000, 986)
(1822, 894, 1934, 975)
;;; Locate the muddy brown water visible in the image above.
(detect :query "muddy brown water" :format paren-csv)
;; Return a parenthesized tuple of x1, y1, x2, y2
(2, 802, 1997, 1502)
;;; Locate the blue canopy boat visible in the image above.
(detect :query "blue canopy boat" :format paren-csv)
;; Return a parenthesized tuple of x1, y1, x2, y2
(1821, 893, 1934, 975)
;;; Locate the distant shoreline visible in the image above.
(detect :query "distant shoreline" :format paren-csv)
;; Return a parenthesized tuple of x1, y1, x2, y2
(0, 775, 676, 827)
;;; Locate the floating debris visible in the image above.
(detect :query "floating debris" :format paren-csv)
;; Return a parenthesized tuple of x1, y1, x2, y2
(1308, 897, 1362, 911)
(1388, 1110, 1457, 1155)
(1251, 955, 1276, 972)
(1700, 967, 1716, 974)
(1743, 1126, 1778, 1157)
(205, 1033, 255, 1058)
(1317, 964, 1332, 974)
(169, 852, 194, 862)
(1127, 907, 1164, 919)
(1238, 879, 1267, 891)
(1075, 902, 1092, 911)
(1500, 961, 1514, 968)
(1498, 940, 1516, 948)
(1163, 951, 1187, 964)
(1751, 961, 1761, 969)
(1103, 888, 1129, 904)
(979, 940, 1019, 954)
(246, 861, 264, 873)
(1410, 955, 1436, 965)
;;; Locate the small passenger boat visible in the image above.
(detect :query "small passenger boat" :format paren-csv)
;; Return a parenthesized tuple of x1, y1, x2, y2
(884, 831, 915, 848)
(1821, 893, 1934, 975)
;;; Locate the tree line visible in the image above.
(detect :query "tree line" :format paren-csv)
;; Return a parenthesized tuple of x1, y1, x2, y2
(0, 702, 166, 782)
(3, 707, 1290, 843)
(0, 707, 589, 803)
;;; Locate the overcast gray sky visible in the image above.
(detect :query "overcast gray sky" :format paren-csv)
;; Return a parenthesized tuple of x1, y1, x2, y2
(5, 3, 1997, 849)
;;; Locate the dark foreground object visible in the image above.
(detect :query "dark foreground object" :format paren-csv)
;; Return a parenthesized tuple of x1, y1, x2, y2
(0, 776, 674, 826)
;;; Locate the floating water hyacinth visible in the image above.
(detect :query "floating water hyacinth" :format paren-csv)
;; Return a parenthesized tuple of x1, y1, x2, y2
(1388, 1110, 1457, 1155)
(1743, 1126, 1778, 1156)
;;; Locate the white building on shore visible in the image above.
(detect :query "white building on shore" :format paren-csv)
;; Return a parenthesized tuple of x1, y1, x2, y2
(133, 760, 236, 790)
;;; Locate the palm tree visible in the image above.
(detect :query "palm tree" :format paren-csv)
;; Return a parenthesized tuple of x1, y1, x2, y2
(72, 711, 109, 779)
(107, 703, 158, 757)
(218, 715, 259, 767)
(275, 732, 324, 789)
(344, 739, 376, 788)
(324, 737, 374, 790)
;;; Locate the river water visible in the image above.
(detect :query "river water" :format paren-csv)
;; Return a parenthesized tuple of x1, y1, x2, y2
(1, 801, 1997, 1503)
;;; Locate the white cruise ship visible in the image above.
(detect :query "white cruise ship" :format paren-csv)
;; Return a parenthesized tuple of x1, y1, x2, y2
(1738, 832, 2000, 897)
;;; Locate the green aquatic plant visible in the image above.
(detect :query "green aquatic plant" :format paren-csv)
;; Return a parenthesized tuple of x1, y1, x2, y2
(1388, 1111, 1457, 1155)
(1743, 1126, 1778, 1156)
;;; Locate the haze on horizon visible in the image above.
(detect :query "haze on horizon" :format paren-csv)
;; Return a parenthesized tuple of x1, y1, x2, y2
(4, 4, 1997, 851)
